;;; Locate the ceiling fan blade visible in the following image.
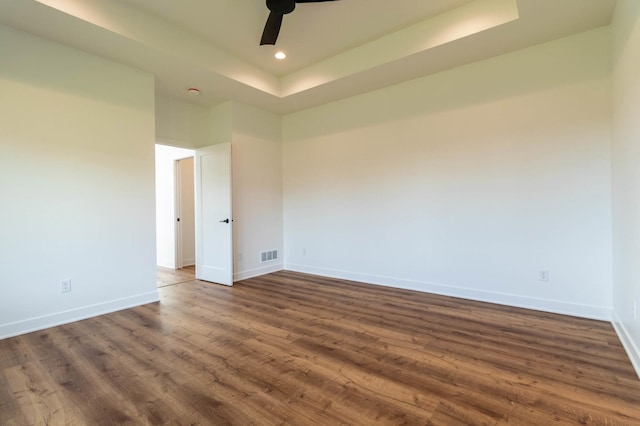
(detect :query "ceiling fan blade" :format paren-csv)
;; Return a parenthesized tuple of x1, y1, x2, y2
(261, 11, 284, 45)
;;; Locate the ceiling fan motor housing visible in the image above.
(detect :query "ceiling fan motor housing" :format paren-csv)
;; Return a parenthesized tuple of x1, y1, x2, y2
(267, 0, 296, 15)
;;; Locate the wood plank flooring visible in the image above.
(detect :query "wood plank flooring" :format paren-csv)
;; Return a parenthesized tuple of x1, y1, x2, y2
(157, 265, 195, 288)
(1, 271, 639, 425)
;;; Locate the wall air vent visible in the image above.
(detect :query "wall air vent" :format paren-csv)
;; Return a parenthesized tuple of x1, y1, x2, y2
(260, 250, 278, 263)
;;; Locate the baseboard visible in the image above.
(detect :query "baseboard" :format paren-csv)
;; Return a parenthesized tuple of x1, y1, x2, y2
(0, 291, 160, 340)
(234, 263, 284, 281)
(612, 310, 640, 380)
(157, 260, 175, 269)
(181, 258, 195, 267)
(284, 263, 611, 321)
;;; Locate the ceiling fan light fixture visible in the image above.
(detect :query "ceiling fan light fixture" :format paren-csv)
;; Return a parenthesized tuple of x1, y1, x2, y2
(275, 51, 287, 60)
(260, 0, 340, 46)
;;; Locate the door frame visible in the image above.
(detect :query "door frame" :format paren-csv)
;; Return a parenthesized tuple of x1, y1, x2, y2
(174, 157, 184, 269)
(174, 155, 197, 271)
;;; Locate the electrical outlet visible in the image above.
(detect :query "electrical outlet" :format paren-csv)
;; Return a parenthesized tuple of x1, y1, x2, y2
(539, 270, 549, 282)
(60, 279, 71, 293)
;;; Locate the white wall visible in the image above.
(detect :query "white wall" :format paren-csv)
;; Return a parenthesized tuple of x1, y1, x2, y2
(0, 25, 158, 339)
(155, 144, 194, 268)
(283, 28, 613, 320)
(210, 102, 233, 146)
(156, 96, 209, 148)
(231, 102, 284, 280)
(611, 0, 640, 377)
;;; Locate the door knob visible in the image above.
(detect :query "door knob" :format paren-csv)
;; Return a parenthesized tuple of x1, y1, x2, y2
(219, 218, 230, 223)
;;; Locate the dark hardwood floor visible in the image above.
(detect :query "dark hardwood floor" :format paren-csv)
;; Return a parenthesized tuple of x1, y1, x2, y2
(1, 271, 639, 425)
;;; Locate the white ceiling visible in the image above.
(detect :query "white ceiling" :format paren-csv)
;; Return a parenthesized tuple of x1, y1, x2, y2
(121, 0, 477, 75)
(0, 0, 617, 114)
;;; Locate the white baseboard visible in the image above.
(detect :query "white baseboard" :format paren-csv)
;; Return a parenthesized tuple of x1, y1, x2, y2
(181, 258, 196, 267)
(157, 260, 175, 269)
(612, 310, 640, 380)
(284, 263, 611, 321)
(234, 263, 284, 281)
(0, 291, 160, 340)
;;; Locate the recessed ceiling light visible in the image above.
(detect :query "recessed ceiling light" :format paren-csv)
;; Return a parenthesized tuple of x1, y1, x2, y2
(187, 87, 200, 95)
(274, 51, 287, 60)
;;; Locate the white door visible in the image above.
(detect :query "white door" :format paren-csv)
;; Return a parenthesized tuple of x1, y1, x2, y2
(175, 157, 195, 269)
(195, 143, 233, 286)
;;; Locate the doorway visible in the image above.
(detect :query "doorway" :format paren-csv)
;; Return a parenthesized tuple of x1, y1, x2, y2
(175, 156, 195, 269)
(155, 143, 234, 287)
(155, 144, 195, 277)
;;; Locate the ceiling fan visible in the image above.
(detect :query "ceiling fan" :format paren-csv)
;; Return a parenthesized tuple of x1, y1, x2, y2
(260, 0, 339, 46)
